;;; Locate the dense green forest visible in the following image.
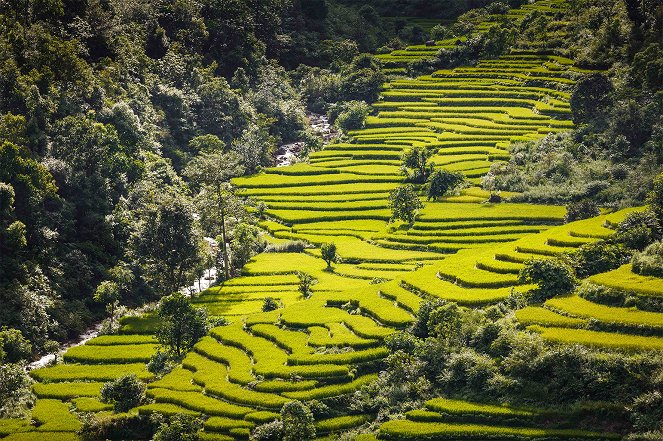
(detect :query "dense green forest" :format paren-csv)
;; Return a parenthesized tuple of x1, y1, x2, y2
(1, 0, 663, 439)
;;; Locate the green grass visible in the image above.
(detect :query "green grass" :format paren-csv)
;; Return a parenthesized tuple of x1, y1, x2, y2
(590, 264, 663, 297)
(71, 397, 113, 412)
(31, 363, 153, 382)
(32, 381, 103, 399)
(147, 388, 253, 418)
(315, 414, 371, 434)
(62, 343, 157, 363)
(424, 398, 534, 418)
(528, 325, 663, 351)
(545, 294, 663, 329)
(515, 306, 587, 328)
(282, 374, 379, 400)
(31, 399, 81, 432)
(378, 420, 617, 440)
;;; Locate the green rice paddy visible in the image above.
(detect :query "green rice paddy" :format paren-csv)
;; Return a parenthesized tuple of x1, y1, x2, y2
(2, 0, 659, 439)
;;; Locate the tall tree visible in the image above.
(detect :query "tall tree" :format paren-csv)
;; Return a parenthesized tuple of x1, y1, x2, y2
(184, 150, 245, 280)
(389, 185, 424, 223)
(130, 192, 202, 296)
(156, 292, 209, 357)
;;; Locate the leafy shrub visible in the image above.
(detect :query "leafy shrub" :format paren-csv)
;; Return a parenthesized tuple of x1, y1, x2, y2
(438, 348, 498, 394)
(401, 146, 434, 183)
(339, 54, 384, 103)
(251, 419, 283, 441)
(297, 272, 316, 298)
(628, 391, 663, 432)
(153, 414, 202, 441)
(427, 303, 463, 344)
(427, 170, 465, 200)
(281, 401, 315, 441)
(0, 328, 32, 363)
(412, 299, 447, 338)
(647, 171, 663, 221)
(100, 374, 147, 412)
(519, 259, 577, 302)
(79, 413, 159, 441)
(332, 101, 370, 131)
(0, 363, 34, 418)
(385, 331, 420, 354)
(564, 199, 600, 223)
(147, 351, 174, 376)
(262, 297, 280, 312)
(564, 241, 630, 278)
(615, 210, 662, 250)
(632, 241, 663, 277)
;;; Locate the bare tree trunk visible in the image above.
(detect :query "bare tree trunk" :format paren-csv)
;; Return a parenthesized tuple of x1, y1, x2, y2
(218, 184, 230, 280)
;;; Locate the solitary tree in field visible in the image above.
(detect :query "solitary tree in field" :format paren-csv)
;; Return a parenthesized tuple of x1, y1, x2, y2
(297, 272, 316, 298)
(185, 151, 245, 280)
(157, 292, 209, 357)
(100, 374, 146, 412)
(389, 185, 424, 224)
(320, 243, 338, 270)
(427, 169, 465, 200)
(401, 146, 434, 183)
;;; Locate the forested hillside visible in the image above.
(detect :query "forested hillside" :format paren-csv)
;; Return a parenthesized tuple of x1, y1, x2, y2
(1, 0, 662, 440)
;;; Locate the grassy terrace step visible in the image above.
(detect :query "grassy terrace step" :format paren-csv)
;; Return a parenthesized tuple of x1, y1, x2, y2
(528, 326, 663, 351)
(2, 1, 620, 438)
(378, 420, 617, 440)
(544, 294, 663, 331)
(589, 264, 663, 297)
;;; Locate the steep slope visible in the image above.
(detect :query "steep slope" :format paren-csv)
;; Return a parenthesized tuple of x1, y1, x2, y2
(1, 0, 661, 440)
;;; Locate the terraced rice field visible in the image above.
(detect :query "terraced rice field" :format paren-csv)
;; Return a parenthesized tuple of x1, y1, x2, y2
(2, 0, 661, 439)
(376, 0, 572, 75)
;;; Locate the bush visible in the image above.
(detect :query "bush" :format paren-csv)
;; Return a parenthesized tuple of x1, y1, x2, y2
(251, 419, 283, 441)
(339, 54, 384, 103)
(333, 101, 370, 131)
(389, 185, 423, 224)
(0, 328, 32, 363)
(564, 241, 630, 278)
(427, 169, 465, 200)
(100, 374, 147, 412)
(412, 299, 447, 338)
(147, 351, 174, 376)
(79, 413, 159, 441)
(281, 401, 315, 441)
(629, 391, 663, 432)
(157, 292, 209, 357)
(0, 363, 34, 418)
(153, 414, 202, 441)
(297, 272, 316, 299)
(262, 297, 280, 312)
(438, 349, 498, 394)
(519, 259, 577, 302)
(632, 241, 663, 277)
(265, 240, 310, 253)
(615, 210, 662, 250)
(564, 199, 600, 223)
